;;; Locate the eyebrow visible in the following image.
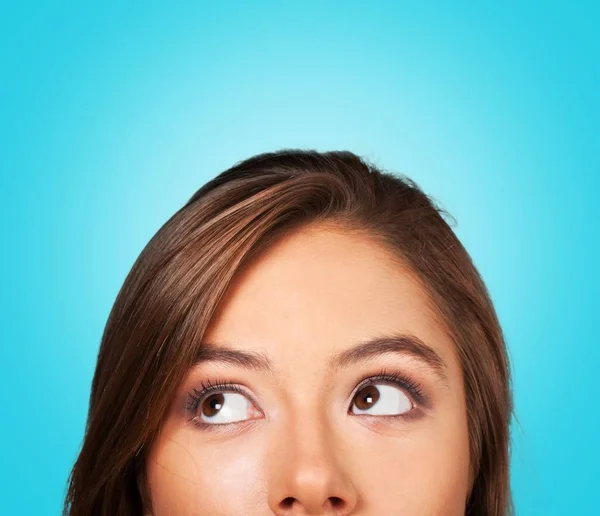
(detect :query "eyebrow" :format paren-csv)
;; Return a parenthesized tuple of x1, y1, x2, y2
(194, 346, 273, 372)
(196, 332, 448, 383)
(329, 333, 448, 383)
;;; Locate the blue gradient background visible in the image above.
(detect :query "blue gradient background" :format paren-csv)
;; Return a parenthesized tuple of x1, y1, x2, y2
(1, 2, 598, 514)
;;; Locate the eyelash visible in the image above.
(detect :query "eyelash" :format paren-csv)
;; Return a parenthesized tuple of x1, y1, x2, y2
(349, 367, 429, 420)
(186, 379, 256, 431)
(185, 368, 429, 430)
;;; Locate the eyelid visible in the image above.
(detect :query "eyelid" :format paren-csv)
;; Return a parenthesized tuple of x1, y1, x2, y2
(349, 368, 431, 410)
(186, 380, 264, 427)
(184, 368, 432, 431)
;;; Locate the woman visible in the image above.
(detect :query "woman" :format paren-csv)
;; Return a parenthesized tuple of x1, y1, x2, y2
(64, 149, 513, 515)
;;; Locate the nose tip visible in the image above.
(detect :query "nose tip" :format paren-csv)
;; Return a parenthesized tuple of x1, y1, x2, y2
(268, 426, 358, 515)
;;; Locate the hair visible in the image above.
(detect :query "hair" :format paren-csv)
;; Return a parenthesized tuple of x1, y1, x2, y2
(64, 148, 513, 516)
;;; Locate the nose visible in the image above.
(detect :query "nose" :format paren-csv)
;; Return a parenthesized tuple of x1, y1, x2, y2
(267, 412, 358, 515)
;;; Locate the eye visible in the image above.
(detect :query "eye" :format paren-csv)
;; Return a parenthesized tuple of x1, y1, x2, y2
(197, 391, 253, 424)
(350, 383, 413, 416)
(186, 381, 261, 427)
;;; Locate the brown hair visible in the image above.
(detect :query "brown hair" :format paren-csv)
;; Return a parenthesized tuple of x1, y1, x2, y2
(64, 149, 513, 515)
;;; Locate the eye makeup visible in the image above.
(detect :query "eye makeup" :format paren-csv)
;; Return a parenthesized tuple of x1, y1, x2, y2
(185, 378, 262, 431)
(347, 367, 432, 424)
(183, 366, 433, 432)
(350, 367, 431, 409)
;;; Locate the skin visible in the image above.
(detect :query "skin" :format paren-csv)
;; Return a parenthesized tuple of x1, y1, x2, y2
(146, 224, 471, 515)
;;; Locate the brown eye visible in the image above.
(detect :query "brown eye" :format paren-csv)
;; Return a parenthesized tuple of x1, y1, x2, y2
(353, 385, 380, 410)
(196, 391, 254, 424)
(351, 383, 413, 416)
(202, 393, 225, 417)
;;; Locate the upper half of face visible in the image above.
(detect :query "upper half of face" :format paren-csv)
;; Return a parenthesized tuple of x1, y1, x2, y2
(146, 225, 471, 516)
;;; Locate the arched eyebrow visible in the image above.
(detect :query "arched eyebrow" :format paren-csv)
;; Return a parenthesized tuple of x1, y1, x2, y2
(328, 333, 448, 384)
(197, 332, 448, 384)
(194, 346, 273, 372)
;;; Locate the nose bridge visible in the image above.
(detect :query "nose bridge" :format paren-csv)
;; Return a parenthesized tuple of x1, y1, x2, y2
(289, 402, 337, 472)
(268, 397, 358, 514)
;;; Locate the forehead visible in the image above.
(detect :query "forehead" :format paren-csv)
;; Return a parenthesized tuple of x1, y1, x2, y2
(203, 225, 455, 371)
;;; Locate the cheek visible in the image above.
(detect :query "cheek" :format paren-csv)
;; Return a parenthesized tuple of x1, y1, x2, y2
(346, 419, 470, 515)
(146, 428, 268, 515)
(144, 401, 471, 515)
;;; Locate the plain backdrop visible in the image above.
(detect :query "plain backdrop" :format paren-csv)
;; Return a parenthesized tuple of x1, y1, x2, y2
(1, 1, 599, 514)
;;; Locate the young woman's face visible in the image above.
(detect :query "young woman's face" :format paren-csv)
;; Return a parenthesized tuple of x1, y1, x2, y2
(146, 226, 471, 515)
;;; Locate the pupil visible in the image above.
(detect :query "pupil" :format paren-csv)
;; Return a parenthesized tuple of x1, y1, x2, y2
(355, 385, 380, 410)
(202, 393, 224, 417)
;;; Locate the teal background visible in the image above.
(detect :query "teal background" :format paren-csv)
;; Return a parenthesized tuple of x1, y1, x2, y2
(1, 2, 598, 514)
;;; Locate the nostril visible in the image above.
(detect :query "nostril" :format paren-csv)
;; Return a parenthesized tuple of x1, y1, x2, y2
(278, 495, 348, 512)
(329, 496, 345, 509)
(280, 497, 295, 509)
